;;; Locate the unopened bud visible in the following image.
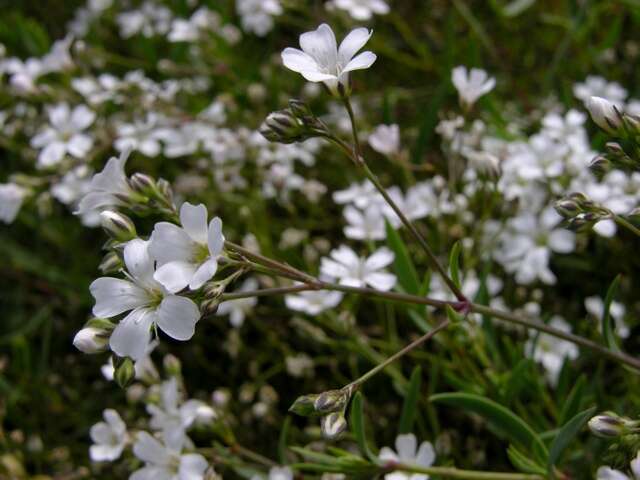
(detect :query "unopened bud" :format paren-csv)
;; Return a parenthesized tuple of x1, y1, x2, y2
(203, 281, 226, 299)
(99, 251, 122, 274)
(201, 298, 220, 316)
(73, 326, 110, 353)
(320, 412, 347, 439)
(589, 413, 639, 438)
(130, 173, 157, 196)
(289, 394, 319, 417)
(156, 179, 174, 202)
(115, 357, 136, 388)
(314, 389, 348, 413)
(554, 198, 582, 218)
(100, 210, 137, 242)
(163, 354, 182, 376)
(260, 110, 305, 144)
(589, 155, 612, 176)
(586, 96, 623, 133)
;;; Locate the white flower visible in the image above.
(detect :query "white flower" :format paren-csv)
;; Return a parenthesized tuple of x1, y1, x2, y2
(330, 0, 390, 20)
(76, 150, 135, 219)
(379, 433, 436, 480)
(149, 202, 225, 293)
(90, 239, 201, 360)
(73, 327, 109, 354)
(131, 430, 208, 480)
(0, 183, 26, 224)
(586, 96, 623, 133)
(585, 296, 629, 339)
(597, 451, 640, 480)
(148, 378, 216, 435)
(216, 278, 259, 327)
(285, 289, 343, 315)
(525, 316, 579, 385)
(281, 24, 376, 94)
(30, 103, 95, 168)
(573, 75, 627, 106)
(251, 466, 294, 480)
(343, 204, 387, 241)
(89, 409, 127, 462)
(369, 124, 400, 156)
(237, 0, 282, 36)
(333, 180, 379, 209)
(320, 245, 396, 291)
(451, 66, 496, 108)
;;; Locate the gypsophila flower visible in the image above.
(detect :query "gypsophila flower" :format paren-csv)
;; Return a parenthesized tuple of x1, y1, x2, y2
(90, 239, 200, 360)
(281, 24, 376, 94)
(597, 450, 640, 480)
(321, 245, 396, 291)
(285, 289, 343, 315)
(216, 278, 259, 327)
(329, 0, 390, 20)
(131, 430, 208, 480)
(451, 66, 496, 108)
(30, 103, 95, 168)
(0, 183, 26, 224)
(585, 296, 629, 339)
(237, 0, 282, 36)
(89, 409, 127, 462)
(573, 75, 627, 106)
(149, 202, 224, 293)
(369, 124, 400, 156)
(379, 433, 436, 480)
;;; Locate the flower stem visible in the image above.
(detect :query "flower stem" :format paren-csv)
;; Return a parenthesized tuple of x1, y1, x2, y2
(390, 463, 544, 480)
(347, 319, 450, 388)
(339, 95, 467, 303)
(614, 214, 640, 237)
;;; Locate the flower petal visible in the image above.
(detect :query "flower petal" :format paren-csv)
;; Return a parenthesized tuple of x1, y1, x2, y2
(149, 222, 194, 265)
(395, 433, 417, 461)
(281, 47, 318, 73)
(180, 202, 208, 244)
(338, 28, 372, 65)
(124, 239, 157, 287)
(207, 217, 225, 256)
(90, 277, 149, 318)
(189, 258, 217, 290)
(154, 260, 197, 293)
(156, 295, 200, 341)
(300, 23, 337, 68)
(109, 308, 155, 360)
(342, 51, 377, 74)
(178, 453, 209, 480)
(133, 431, 169, 465)
(365, 247, 394, 270)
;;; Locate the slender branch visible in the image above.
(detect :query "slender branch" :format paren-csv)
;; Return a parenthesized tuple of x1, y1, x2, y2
(220, 284, 312, 301)
(347, 319, 450, 388)
(339, 94, 467, 302)
(614, 214, 640, 237)
(390, 463, 544, 480)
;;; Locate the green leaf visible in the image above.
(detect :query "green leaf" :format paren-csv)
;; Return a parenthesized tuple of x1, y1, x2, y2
(278, 416, 291, 464)
(602, 275, 621, 351)
(430, 392, 548, 461)
(385, 219, 420, 294)
(399, 366, 422, 434)
(350, 392, 377, 462)
(448, 240, 462, 291)
(558, 375, 586, 425)
(507, 445, 547, 475)
(547, 406, 596, 473)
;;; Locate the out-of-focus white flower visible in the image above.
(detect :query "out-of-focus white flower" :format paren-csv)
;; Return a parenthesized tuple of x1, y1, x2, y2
(148, 377, 217, 435)
(236, 0, 282, 36)
(114, 114, 163, 157)
(90, 239, 201, 360)
(343, 204, 387, 240)
(30, 103, 95, 168)
(378, 433, 436, 480)
(76, 150, 134, 218)
(0, 183, 26, 224)
(117, 2, 172, 39)
(525, 316, 579, 385)
(597, 450, 640, 480)
(131, 430, 208, 480)
(586, 96, 623, 133)
(251, 466, 294, 480)
(333, 180, 379, 209)
(369, 124, 400, 156)
(285, 289, 343, 315)
(585, 296, 629, 339)
(282, 24, 376, 94)
(451, 66, 495, 108)
(216, 278, 259, 327)
(329, 0, 390, 20)
(89, 409, 127, 462)
(320, 245, 396, 291)
(149, 202, 224, 293)
(168, 8, 221, 42)
(573, 75, 627, 106)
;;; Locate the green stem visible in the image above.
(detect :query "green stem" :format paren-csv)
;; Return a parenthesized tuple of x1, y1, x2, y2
(339, 95, 467, 302)
(614, 215, 640, 237)
(347, 319, 450, 388)
(391, 463, 544, 480)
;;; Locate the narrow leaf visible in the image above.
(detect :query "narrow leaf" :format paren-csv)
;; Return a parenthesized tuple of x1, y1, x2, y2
(507, 445, 547, 475)
(278, 416, 291, 464)
(385, 219, 420, 294)
(430, 392, 548, 461)
(350, 392, 377, 462)
(548, 406, 596, 472)
(399, 366, 422, 434)
(602, 275, 621, 351)
(558, 375, 586, 425)
(449, 240, 462, 290)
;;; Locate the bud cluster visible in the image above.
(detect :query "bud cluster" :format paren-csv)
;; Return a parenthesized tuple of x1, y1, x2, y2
(289, 387, 351, 440)
(589, 412, 640, 439)
(259, 99, 330, 144)
(554, 192, 611, 232)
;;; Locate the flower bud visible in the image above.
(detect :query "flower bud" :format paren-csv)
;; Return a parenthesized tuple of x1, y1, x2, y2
(130, 173, 157, 196)
(589, 155, 612, 176)
(163, 354, 182, 376)
(73, 327, 109, 354)
(115, 357, 136, 388)
(99, 251, 122, 274)
(314, 389, 348, 414)
(100, 210, 137, 242)
(260, 110, 305, 144)
(156, 179, 174, 203)
(586, 96, 623, 133)
(289, 394, 319, 417)
(554, 198, 582, 219)
(588, 413, 639, 438)
(320, 412, 347, 439)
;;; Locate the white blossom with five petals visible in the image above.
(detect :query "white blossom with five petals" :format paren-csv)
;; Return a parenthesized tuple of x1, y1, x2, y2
(378, 433, 436, 480)
(320, 245, 396, 291)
